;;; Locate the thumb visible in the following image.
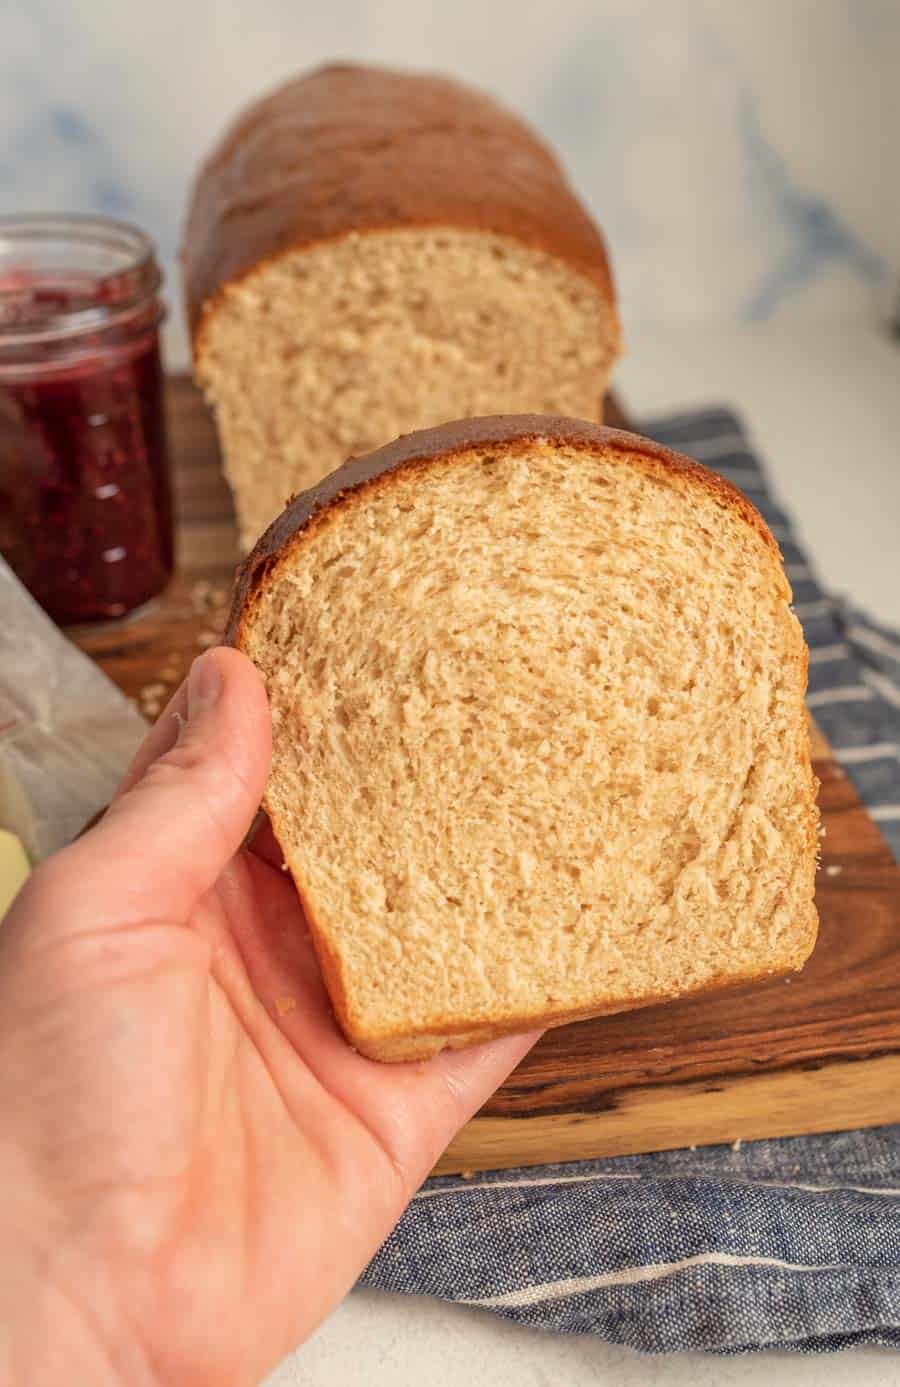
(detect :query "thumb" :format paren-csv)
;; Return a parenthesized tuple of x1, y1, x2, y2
(41, 648, 271, 931)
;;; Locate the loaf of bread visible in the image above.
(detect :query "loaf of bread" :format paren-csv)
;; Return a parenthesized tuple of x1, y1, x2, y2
(226, 415, 819, 1061)
(184, 63, 620, 549)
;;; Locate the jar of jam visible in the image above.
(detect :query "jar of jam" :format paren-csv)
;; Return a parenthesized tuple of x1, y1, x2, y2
(0, 214, 173, 624)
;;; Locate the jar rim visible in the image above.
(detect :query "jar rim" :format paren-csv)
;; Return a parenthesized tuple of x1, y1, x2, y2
(0, 213, 162, 347)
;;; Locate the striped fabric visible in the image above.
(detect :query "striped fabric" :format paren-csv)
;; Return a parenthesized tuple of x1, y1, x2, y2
(360, 407, 900, 1352)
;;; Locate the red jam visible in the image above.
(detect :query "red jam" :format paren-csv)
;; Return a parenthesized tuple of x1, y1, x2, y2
(0, 219, 173, 625)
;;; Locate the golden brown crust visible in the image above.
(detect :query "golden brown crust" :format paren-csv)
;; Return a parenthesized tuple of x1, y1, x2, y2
(183, 62, 618, 351)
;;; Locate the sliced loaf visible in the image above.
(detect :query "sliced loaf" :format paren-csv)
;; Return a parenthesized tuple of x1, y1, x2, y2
(183, 63, 620, 549)
(227, 416, 819, 1061)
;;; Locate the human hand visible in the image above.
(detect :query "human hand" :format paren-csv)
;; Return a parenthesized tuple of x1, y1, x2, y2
(0, 649, 536, 1385)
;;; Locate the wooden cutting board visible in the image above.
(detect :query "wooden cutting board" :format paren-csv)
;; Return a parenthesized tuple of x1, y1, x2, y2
(72, 377, 900, 1175)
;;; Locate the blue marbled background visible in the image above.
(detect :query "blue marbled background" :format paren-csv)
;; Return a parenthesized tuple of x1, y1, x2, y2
(2, 0, 897, 366)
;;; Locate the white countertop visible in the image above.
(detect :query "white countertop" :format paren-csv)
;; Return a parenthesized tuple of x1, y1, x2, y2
(266, 323, 900, 1387)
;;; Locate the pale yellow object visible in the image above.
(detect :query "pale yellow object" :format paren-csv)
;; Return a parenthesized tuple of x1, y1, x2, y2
(0, 830, 29, 921)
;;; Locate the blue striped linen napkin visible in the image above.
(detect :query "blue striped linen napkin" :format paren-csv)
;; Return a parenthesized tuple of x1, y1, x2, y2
(360, 406, 900, 1353)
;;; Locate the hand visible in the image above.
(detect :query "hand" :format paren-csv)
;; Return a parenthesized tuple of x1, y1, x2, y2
(0, 649, 536, 1386)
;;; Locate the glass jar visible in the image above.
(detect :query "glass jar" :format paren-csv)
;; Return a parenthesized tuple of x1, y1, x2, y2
(0, 214, 173, 624)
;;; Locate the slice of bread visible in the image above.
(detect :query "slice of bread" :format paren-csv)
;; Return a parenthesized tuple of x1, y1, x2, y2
(227, 416, 819, 1061)
(183, 63, 620, 550)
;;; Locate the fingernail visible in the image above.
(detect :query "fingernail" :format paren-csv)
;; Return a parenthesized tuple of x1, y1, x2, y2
(188, 651, 222, 718)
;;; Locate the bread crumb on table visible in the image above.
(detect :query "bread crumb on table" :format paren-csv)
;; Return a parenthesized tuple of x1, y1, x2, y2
(825, 864, 843, 877)
(190, 580, 230, 616)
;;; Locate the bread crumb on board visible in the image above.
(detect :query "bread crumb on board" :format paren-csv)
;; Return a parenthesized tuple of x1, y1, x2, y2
(191, 581, 230, 612)
(138, 682, 163, 718)
(135, 654, 191, 722)
(825, 864, 843, 877)
(138, 669, 184, 720)
(190, 580, 230, 642)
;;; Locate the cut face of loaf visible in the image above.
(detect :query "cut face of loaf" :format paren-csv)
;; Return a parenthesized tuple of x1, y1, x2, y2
(197, 230, 618, 548)
(229, 416, 819, 1062)
(184, 63, 620, 550)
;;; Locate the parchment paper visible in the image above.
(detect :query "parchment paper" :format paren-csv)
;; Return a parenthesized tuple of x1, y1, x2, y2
(0, 557, 146, 861)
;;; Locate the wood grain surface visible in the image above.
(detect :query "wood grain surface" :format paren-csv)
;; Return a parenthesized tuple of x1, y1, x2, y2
(70, 378, 900, 1174)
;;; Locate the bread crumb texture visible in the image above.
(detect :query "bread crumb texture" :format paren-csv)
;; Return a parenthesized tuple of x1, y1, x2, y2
(199, 229, 616, 548)
(238, 432, 818, 1060)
